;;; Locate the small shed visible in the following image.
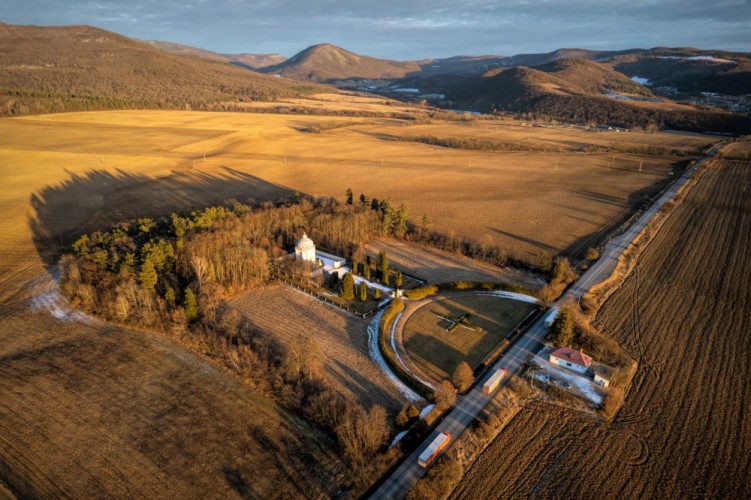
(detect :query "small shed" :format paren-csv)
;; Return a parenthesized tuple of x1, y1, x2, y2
(594, 364, 614, 388)
(549, 346, 592, 375)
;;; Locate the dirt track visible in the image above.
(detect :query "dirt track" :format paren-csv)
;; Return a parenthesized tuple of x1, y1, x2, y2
(453, 156, 751, 497)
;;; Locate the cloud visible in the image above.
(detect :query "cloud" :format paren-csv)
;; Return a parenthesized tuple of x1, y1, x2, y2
(0, 0, 748, 58)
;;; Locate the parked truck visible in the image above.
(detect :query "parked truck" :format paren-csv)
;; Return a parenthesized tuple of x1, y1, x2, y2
(418, 432, 452, 467)
(543, 307, 560, 328)
(482, 367, 508, 394)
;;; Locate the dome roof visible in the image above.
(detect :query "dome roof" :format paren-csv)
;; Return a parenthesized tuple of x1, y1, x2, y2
(295, 232, 315, 251)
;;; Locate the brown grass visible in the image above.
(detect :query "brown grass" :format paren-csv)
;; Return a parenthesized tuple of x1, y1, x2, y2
(452, 151, 751, 497)
(229, 283, 403, 410)
(0, 313, 338, 498)
(365, 239, 540, 287)
(402, 295, 537, 382)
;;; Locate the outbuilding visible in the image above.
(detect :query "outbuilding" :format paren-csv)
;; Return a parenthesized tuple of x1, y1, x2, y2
(549, 346, 592, 375)
(594, 364, 614, 388)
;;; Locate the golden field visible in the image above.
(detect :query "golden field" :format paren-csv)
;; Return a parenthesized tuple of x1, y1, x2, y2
(0, 94, 721, 496)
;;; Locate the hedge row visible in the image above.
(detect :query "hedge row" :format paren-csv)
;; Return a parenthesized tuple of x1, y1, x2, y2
(404, 281, 535, 300)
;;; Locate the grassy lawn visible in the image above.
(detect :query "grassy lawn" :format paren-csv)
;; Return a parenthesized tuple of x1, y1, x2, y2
(403, 295, 537, 381)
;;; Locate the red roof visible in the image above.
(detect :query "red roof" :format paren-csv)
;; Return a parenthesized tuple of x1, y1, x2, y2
(550, 347, 592, 368)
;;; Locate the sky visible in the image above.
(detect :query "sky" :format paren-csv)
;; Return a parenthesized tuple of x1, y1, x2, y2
(1, 0, 749, 59)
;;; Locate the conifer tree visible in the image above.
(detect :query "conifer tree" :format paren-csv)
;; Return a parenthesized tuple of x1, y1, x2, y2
(339, 272, 355, 301)
(184, 288, 198, 323)
(138, 257, 158, 293)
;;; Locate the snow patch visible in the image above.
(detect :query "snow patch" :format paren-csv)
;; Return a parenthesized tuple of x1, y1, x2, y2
(29, 280, 98, 324)
(389, 430, 409, 449)
(419, 404, 435, 420)
(631, 76, 651, 86)
(367, 308, 424, 402)
(477, 290, 539, 304)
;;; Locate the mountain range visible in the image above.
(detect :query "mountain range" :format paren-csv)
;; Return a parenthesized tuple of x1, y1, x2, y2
(0, 22, 749, 133)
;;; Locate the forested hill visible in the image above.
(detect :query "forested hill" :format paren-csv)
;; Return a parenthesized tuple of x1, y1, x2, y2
(445, 59, 751, 134)
(0, 23, 327, 117)
(258, 43, 421, 82)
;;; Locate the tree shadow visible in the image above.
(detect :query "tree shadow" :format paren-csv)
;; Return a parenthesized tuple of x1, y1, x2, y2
(28, 166, 303, 274)
(222, 467, 257, 499)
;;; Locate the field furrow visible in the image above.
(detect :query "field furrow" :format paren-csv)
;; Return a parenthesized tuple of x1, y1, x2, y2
(453, 155, 751, 498)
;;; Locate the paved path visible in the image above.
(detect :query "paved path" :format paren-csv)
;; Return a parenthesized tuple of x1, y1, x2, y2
(371, 144, 724, 499)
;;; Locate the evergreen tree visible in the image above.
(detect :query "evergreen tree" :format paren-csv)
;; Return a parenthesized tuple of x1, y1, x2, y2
(328, 272, 339, 289)
(370, 198, 379, 211)
(359, 281, 367, 302)
(359, 193, 368, 206)
(339, 272, 355, 301)
(164, 285, 176, 308)
(138, 257, 158, 293)
(346, 187, 353, 205)
(184, 288, 199, 323)
(380, 198, 395, 234)
(363, 264, 370, 281)
(394, 203, 408, 237)
(550, 307, 574, 346)
(376, 250, 389, 284)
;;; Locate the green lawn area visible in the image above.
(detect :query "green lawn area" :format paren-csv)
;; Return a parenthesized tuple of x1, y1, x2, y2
(403, 294, 537, 381)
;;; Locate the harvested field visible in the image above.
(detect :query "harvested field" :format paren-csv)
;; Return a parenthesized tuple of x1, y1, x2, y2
(1, 104, 719, 270)
(453, 154, 751, 498)
(230, 284, 403, 410)
(0, 312, 337, 499)
(365, 239, 541, 288)
(402, 294, 537, 381)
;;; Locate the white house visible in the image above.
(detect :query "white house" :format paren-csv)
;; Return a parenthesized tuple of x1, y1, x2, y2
(549, 346, 592, 375)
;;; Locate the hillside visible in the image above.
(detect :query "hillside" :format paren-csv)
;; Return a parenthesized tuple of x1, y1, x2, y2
(0, 23, 324, 117)
(610, 51, 751, 96)
(144, 39, 287, 69)
(259, 43, 421, 82)
(444, 58, 751, 134)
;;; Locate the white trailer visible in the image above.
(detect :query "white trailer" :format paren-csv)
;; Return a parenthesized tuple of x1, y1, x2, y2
(543, 307, 559, 328)
(482, 368, 508, 394)
(418, 432, 452, 467)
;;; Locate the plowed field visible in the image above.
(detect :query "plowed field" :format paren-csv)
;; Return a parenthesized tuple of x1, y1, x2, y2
(453, 155, 751, 497)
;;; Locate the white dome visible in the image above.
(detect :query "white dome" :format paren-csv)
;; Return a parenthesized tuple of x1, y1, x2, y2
(295, 233, 315, 251)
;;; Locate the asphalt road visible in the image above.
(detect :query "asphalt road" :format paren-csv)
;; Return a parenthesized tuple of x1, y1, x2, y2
(371, 144, 723, 500)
